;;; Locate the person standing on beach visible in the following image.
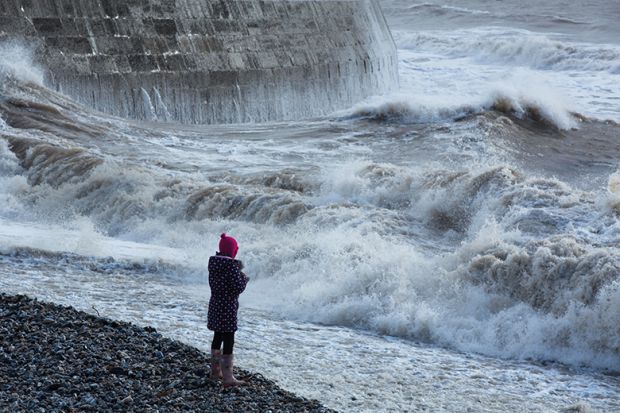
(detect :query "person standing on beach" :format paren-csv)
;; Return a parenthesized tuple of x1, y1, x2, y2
(208, 233, 249, 387)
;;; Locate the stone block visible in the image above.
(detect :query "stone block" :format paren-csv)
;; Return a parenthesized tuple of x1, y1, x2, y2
(128, 54, 159, 72)
(116, 3, 131, 17)
(88, 18, 117, 36)
(203, 53, 229, 71)
(150, 0, 175, 16)
(57, 0, 76, 17)
(32, 17, 63, 34)
(89, 55, 118, 73)
(204, 36, 223, 52)
(71, 1, 104, 18)
(142, 36, 168, 55)
(114, 55, 132, 72)
(0, 1, 16, 16)
(187, 35, 206, 53)
(237, 68, 262, 86)
(96, 37, 141, 55)
(99, 0, 117, 17)
(162, 35, 180, 51)
(182, 18, 205, 34)
(160, 54, 186, 72)
(109, 18, 133, 37)
(153, 18, 177, 35)
(176, 34, 192, 52)
(0, 16, 35, 35)
(257, 52, 279, 69)
(202, 19, 217, 36)
(68, 55, 93, 74)
(273, 50, 294, 67)
(289, 50, 310, 66)
(244, 52, 261, 70)
(45, 36, 92, 54)
(182, 54, 198, 71)
(258, 1, 277, 18)
(71, 18, 90, 36)
(210, 70, 239, 86)
(211, 19, 235, 33)
(211, 1, 231, 19)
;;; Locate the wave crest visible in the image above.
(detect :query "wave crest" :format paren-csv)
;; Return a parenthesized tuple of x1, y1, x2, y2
(349, 70, 585, 130)
(396, 28, 620, 73)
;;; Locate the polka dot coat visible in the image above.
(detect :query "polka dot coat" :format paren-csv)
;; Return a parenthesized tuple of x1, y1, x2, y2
(207, 254, 247, 332)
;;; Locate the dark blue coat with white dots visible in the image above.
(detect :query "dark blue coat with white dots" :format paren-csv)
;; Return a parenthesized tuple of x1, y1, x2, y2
(207, 253, 248, 332)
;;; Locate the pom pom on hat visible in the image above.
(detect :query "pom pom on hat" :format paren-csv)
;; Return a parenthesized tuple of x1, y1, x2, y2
(219, 233, 238, 258)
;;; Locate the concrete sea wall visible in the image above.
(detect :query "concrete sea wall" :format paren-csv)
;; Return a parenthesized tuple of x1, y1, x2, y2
(0, 0, 398, 124)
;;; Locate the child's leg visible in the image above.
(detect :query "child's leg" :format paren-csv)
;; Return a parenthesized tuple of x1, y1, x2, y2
(220, 332, 245, 387)
(221, 332, 235, 355)
(210, 332, 224, 379)
(211, 331, 224, 350)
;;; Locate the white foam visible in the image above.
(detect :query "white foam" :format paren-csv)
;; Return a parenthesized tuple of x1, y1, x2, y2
(0, 217, 186, 264)
(0, 41, 45, 86)
(349, 70, 578, 129)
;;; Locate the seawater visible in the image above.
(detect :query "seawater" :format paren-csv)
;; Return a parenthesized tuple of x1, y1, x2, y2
(1, 1, 620, 412)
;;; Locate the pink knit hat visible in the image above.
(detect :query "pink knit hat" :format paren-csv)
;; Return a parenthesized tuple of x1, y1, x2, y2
(218, 233, 238, 258)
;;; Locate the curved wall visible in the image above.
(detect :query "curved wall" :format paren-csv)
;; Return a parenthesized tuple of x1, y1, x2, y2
(0, 0, 398, 123)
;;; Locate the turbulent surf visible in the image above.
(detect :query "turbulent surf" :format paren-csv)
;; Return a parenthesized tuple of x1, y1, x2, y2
(1, 1, 620, 412)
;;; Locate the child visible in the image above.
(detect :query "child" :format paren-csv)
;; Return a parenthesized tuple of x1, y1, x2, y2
(208, 233, 248, 387)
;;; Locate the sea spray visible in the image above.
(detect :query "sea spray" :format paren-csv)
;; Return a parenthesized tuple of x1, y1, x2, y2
(0, 42, 45, 86)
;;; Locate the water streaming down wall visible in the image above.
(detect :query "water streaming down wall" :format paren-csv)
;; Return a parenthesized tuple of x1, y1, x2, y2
(0, 0, 398, 124)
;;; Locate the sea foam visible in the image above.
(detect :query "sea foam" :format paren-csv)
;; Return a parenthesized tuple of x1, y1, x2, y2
(348, 72, 578, 130)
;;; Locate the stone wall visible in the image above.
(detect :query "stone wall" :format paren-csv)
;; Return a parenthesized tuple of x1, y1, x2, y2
(0, 0, 398, 124)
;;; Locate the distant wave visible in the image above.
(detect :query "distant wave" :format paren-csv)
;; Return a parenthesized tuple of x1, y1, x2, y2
(547, 15, 589, 25)
(406, 3, 493, 17)
(396, 28, 620, 73)
(347, 82, 580, 130)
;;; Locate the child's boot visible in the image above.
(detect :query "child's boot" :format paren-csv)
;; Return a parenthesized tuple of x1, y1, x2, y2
(221, 354, 246, 387)
(210, 349, 223, 379)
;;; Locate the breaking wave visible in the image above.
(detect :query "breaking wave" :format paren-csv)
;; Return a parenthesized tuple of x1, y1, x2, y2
(247, 162, 620, 371)
(348, 82, 580, 130)
(405, 3, 490, 15)
(396, 28, 620, 73)
(2, 136, 312, 234)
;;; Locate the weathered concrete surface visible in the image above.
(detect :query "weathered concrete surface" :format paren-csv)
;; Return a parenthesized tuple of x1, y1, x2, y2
(0, 0, 398, 124)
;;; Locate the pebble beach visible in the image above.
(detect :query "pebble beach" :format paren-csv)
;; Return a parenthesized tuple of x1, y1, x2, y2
(0, 294, 334, 412)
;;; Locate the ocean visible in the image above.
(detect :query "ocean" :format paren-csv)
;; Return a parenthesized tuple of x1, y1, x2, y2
(1, 0, 620, 411)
